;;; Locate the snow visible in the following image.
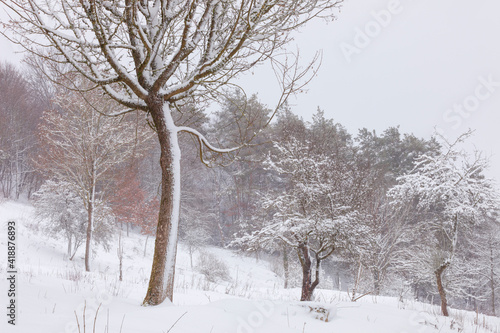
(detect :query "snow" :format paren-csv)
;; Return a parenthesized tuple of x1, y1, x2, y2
(1, 200, 500, 333)
(161, 103, 182, 297)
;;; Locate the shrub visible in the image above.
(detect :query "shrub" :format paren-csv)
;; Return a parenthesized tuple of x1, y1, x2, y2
(196, 252, 230, 283)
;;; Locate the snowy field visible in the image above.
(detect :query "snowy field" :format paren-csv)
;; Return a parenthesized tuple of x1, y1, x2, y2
(1, 200, 499, 333)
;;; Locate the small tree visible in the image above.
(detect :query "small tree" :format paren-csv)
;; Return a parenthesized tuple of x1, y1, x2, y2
(180, 209, 214, 268)
(33, 179, 115, 259)
(234, 138, 363, 301)
(33, 180, 87, 260)
(351, 201, 412, 296)
(37, 83, 143, 271)
(388, 132, 498, 316)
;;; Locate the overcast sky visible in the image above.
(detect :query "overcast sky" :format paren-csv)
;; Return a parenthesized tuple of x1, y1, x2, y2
(1, 0, 500, 181)
(240, 0, 500, 182)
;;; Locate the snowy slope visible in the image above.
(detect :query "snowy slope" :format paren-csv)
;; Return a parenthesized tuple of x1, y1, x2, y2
(1, 201, 499, 333)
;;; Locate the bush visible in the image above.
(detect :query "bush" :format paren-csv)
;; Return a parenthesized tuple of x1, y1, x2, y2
(196, 252, 230, 283)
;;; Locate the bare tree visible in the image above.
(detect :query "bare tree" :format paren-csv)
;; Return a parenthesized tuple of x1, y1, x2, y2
(0, 0, 344, 304)
(37, 82, 144, 272)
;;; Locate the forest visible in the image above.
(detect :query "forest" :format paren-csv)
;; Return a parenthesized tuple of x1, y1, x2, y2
(1, 60, 499, 319)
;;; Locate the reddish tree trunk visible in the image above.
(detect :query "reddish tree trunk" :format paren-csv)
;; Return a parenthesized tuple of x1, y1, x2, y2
(435, 263, 450, 317)
(299, 244, 320, 301)
(300, 245, 313, 301)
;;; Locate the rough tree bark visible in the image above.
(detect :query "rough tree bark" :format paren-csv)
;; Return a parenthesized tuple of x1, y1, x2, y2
(299, 244, 312, 301)
(435, 262, 450, 317)
(298, 244, 320, 301)
(143, 99, 181, 305)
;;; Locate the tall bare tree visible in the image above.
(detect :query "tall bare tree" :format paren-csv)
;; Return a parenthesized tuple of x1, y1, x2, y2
(38, 82, 144, 272)
(1, 0, 343, 304)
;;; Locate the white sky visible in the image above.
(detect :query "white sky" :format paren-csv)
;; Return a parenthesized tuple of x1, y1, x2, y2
(240, 0, 500, 182)
(1, 0, 500, 181)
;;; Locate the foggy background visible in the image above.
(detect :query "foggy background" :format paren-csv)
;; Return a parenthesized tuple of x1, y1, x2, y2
(2, 0, 499, 180)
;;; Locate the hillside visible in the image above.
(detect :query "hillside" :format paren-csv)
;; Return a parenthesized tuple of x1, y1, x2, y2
(1, 201, 499, 333)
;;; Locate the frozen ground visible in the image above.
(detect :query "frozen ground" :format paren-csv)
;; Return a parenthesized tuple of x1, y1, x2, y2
(1, 200, 499, 333)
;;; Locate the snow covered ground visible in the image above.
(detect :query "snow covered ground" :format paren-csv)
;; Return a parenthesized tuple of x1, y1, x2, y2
(1, 200, 499, 333)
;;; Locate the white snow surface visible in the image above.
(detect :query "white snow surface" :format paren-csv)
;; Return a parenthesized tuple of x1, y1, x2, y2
(1, 200, 499, 333)
(162, 104, 182, 295)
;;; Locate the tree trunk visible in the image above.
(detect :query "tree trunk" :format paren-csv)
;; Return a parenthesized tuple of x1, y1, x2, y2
(189, 245, 194, 269)
(299, 244, 320, 301)
(144, 235, 149, 258)
(435, 263, 449, 316)
(84, 163, 96, 272)
(143, 100, 181, 305)
(70, 243, 78, 261)
(84, 200, 93, 271)
(84, 201, 93, 271)
(67, 233, 72, 258)
(283, 244, 289, 289)
(351, 260, 363, 302)
(118, 229, 123, 282)
(373, 269, 380, 296)
(14, 144, 20, 199)
(300, 249, 312, 301)
(490, 241, 496, 316)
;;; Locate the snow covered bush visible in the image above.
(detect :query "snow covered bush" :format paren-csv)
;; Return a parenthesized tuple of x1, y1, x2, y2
(196, 252, 230, 283)
(33, 180, 87, 260)
(33, 180, 115, 260)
